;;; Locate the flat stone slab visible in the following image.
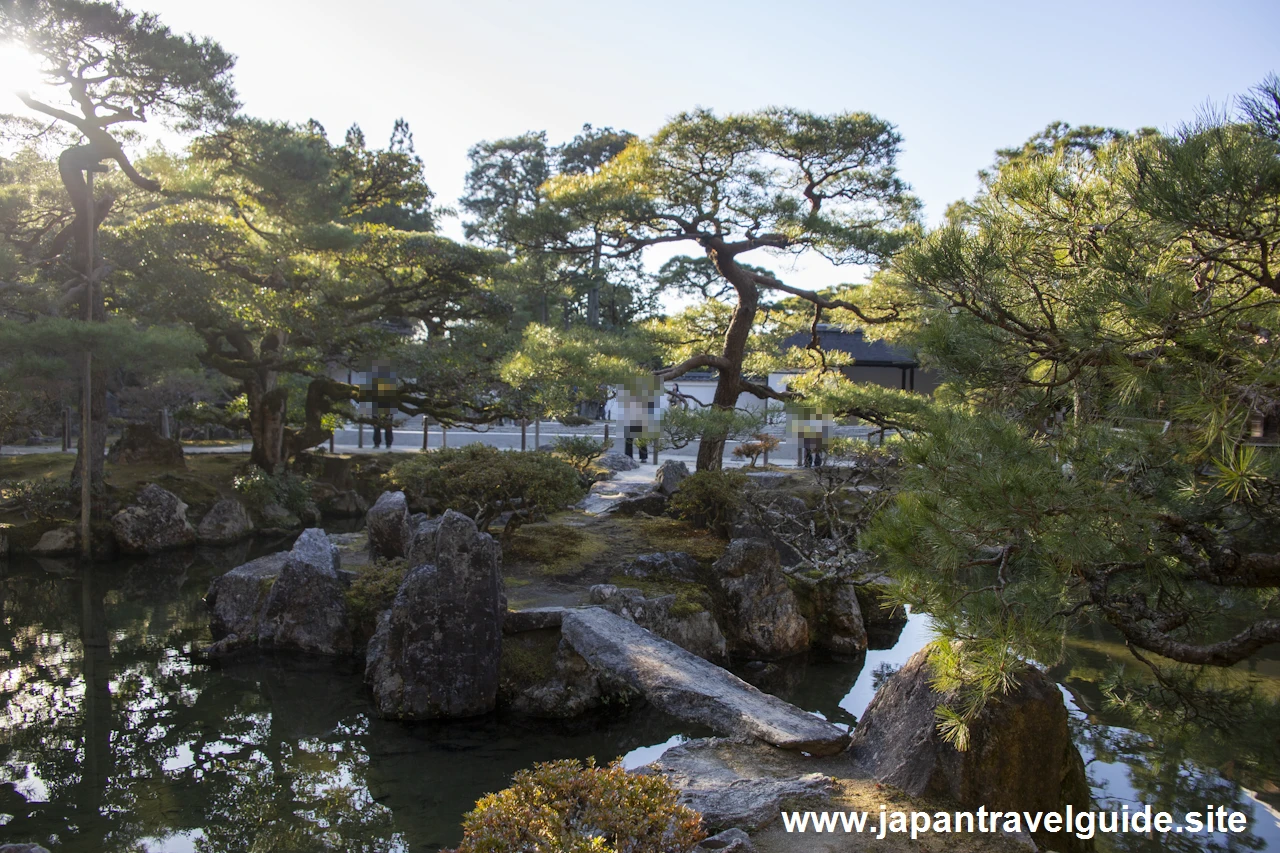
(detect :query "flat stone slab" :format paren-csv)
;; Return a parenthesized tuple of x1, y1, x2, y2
(561, 608, 849, 755)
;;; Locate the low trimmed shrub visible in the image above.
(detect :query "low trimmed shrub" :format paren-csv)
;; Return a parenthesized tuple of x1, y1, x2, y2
(231, 465, 313, 515)
(667, 469, 749, 538)
(448, 758, 704, 853)
(385, 446, 584, 537)
(0, 478, 72, 520)
(551, 434, 611, 475)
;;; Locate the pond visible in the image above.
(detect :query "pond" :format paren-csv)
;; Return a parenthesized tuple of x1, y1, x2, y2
(1, 543, 1278, 852)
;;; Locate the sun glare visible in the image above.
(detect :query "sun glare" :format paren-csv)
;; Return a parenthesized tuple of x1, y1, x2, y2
(0, 40, 48, 98)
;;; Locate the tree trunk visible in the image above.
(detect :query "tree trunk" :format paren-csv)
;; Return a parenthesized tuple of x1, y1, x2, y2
(246, 375, 288, 474)
(695, 246, 759, 471)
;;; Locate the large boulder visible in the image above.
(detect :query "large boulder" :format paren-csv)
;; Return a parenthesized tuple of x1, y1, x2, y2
(786, 573, 868, 655)
(204, 529, 350, 657)
(111, 484, 197, 554)
(708, 540, 808, 660)
(366, 490, 411, 559)
(365, 510, 505, 719)
(561, 607, 848, 755)
(849, 647, 1092, 853)
(31, 526, 78, 556)
(206, 551, 290, 640)
(107, 423, 185, 467)
(612, 491, 668, 516)
(854, 574, 909, 649)
(653, 459, 690, 496)
(258, 528, 352, 656)
(318, 489, 368, 518)
(588, 584, 727, 662)
(197, 499, 254, 545)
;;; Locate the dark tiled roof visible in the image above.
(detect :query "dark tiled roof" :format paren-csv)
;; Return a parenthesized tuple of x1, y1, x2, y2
(780, 325, 918, 367)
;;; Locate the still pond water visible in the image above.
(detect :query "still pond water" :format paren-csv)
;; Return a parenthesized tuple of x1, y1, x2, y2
(1, 541, 1278, 852)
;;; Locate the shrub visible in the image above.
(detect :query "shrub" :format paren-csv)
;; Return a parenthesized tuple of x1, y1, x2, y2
(232, 465, 313, 515)
(0, 478, 72, 520)
(448, 758, 704, 853)
(667, 470, 749, 537)
(346, 557, 409, 632)
(551, 434, 611, 475)
(384, 446, 584, 537)
(731, 432, 781, 466)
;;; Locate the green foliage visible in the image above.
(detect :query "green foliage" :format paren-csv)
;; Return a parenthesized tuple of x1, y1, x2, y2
(346, 558, 408, 631)
(0, 477, 71, 520)
(384, 446, 583, 537)
(448, 758, 704, 853)
(659, 406, 764, 452)
(231, 465, 312, 515)
(551, 434, 611, 474)
(667, 470, 749, 537)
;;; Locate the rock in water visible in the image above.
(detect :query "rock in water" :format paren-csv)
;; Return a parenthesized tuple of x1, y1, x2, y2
(653, 459, 690, 496)
(107, 423, 185, 467)
(205, 529, 350, 657)
(206, 551, 289, 639)
(708, 540, 809, 659)
(260, 528, 351, 655)
(787, 573, 868, 654)
(31, 526, 78, 556)
(111, 484, 197, 554)
(366, 510, 504, 719)
(197, 499, 254, 545)
(849, 646, 1092, 853)
(366, 490, 410, 559)
(561, 607, 848, 755)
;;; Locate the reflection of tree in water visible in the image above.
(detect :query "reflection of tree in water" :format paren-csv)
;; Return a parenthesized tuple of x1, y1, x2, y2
(1, 551, 698, 852)
(870, 662, 901, 692)
(1071, 715, 1266, 853)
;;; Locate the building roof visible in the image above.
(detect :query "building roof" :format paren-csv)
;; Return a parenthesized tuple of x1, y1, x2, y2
(779, 324, 918, 368)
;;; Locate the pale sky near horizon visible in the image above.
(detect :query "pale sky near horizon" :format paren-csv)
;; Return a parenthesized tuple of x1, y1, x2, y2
(6, 0, 1279, 295)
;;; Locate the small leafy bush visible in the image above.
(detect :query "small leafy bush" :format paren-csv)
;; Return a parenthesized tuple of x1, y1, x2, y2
(552, 434, 611, 475)
(667, 469, 749, 537)
(232, 465, 313, 515)
(0, 478, 72, 520)
(346, 557, 409, 632)
(385, 446, 584, 537)
(731, 432, 781, 466)
(448, 758, 704, 853)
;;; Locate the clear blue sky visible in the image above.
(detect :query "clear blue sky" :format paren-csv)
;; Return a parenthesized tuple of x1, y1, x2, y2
(11, 0, 1280, 291)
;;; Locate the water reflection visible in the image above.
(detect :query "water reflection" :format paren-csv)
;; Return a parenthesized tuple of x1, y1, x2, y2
(0, 551, 698, 852)
(3, 551, 1280, 852)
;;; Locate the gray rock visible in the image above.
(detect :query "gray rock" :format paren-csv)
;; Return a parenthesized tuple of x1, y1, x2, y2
(31, 526, 77, 556)
(588, 584, 726, 662)
(693, 828, 755, 852)
(653, 459, 690, 496)
(197, 499, 254, 545)
(259, 534, 352, 656)
(259, 501, 300, 529)
(644, 738, 834, 832)
(319, 489, 368, 517)
(853, 575, 908, 649)
(561, 608, 847, 755)
(849, 646, 1092, 853)
(366, 490, 411, 559)
(624, 551, 701, 582)
(598, 451, 640, 472)
(205, 552, 290, 640)
(107, 423, 185, 467)
(503, 606, 568, 633)
(365, 510, 505, 719)
(111, 484, 197, 554)
(0, 843, 54, 853)
(576, 479, 649, 514)
(502, 633, 618, 718)
(205, 529, 348, 656)
(787, 573, 868, 655)
(708, 540, 809, 660)
(612, 490, 668, 516)
(405, 515, 442, 568)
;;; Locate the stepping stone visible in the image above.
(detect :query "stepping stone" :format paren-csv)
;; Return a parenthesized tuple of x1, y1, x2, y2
(561, 607, 849, 755)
